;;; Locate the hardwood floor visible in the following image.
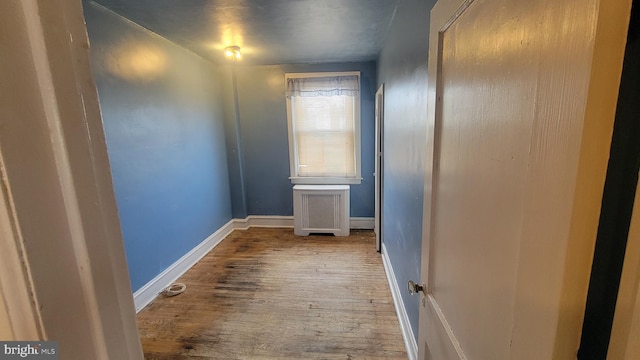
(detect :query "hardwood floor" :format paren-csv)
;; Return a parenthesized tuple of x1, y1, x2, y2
(137, 228, 408, 359)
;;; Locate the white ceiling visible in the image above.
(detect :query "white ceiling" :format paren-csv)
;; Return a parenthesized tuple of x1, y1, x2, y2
(90, 0, 400, 65)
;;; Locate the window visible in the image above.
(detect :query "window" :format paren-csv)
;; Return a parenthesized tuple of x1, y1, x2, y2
(285, 72, 361, 184)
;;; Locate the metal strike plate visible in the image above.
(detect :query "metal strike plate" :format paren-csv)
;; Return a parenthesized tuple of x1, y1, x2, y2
(408, 280, 425, 295)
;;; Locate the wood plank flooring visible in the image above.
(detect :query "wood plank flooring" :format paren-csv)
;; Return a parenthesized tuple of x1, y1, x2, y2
(136, 228, 408, 359)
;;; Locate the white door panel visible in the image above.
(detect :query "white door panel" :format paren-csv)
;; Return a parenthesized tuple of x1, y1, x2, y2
(417, 0, 630, 358)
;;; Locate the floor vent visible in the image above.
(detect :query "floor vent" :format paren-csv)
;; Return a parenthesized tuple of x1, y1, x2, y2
(293, 185, 350, 236)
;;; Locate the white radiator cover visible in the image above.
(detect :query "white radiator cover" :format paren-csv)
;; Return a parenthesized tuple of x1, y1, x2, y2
(293, 185, 350, 236)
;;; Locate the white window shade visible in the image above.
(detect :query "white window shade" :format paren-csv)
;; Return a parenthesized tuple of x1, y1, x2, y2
(292, 95, 355, 177)
(286, 73, 361, 184)
(286, 75, 359, 97)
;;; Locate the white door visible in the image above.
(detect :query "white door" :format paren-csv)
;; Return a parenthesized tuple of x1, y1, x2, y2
(374, 84, 384, 252)
(415, 0, 630, 358)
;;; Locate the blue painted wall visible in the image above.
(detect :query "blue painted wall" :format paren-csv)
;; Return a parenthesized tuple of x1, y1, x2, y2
(85, 1, 377, 292)
(377, 0, 437, 340)
(85, 3, 232, 292)
(223, 62, 377, 217)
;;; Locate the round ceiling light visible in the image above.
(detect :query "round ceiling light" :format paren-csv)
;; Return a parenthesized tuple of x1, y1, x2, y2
(224, 46, 241, 60)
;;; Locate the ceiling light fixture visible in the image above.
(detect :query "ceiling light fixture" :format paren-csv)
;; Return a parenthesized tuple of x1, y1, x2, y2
(224, 46, 241, 60)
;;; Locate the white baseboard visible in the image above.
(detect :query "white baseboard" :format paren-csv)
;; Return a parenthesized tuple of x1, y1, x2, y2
(382, 244, 418, 360)
(134, 215, 377, 313)
(133, 219, 236, 312)
(350, 217, 374, 229)
(231, 215, 374, 230)
(233, 215, 294, 229)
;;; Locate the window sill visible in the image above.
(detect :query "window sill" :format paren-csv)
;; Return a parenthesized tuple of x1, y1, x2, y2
(289, 177, 362, 185)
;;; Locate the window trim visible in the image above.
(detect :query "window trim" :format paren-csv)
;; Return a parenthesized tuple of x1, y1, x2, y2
(285, 71, 362, 185)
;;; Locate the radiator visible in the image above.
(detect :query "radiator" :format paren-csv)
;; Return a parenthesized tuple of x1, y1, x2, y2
(293, 185, 350, 236)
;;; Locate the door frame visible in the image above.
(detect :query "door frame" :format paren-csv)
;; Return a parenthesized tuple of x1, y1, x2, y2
(608, 176, 640, 359)
(374, 84, 385, 252)
(0, 0, 143, 358)
(603, 2, 640, 355)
